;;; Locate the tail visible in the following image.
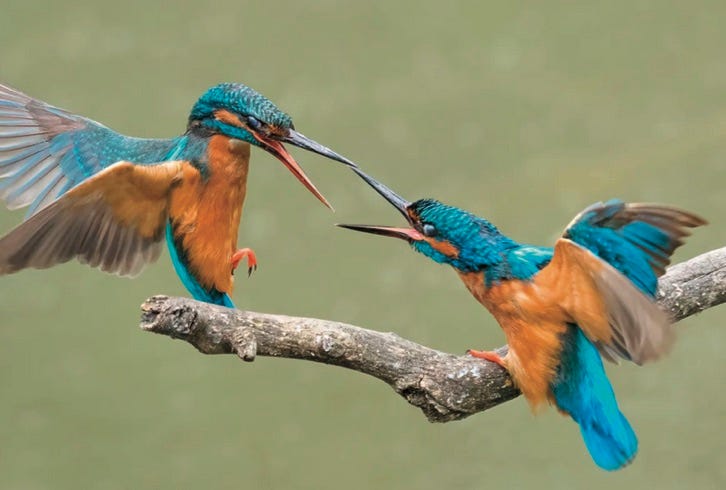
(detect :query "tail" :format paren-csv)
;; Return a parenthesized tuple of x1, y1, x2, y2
(553, 326, 637, 471)
(200, 290, 235, 308)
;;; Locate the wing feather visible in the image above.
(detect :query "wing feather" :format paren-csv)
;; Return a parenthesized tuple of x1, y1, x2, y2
(0, 84, 181, 217)
(555, 200, 706, 363)
(0, 85, 88, 213)
(564, 200, 706, 292)
(547, 239, 674, 365)
(0, 160, 184, 277)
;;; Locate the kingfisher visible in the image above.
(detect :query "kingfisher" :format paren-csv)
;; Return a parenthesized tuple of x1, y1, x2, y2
(0, 82, 356, 307)
(338, 167, 705, 470)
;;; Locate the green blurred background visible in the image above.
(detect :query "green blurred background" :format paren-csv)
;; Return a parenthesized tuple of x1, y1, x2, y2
(1, 1, 724, 488)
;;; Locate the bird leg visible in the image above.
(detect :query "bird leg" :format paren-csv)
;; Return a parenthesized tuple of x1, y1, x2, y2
(467, 349, 507, 369)
(231, 248, 258, 277)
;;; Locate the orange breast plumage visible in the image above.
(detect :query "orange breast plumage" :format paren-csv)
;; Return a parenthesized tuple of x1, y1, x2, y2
(168, 135, 250, 293)
(457, 270, 570, 410)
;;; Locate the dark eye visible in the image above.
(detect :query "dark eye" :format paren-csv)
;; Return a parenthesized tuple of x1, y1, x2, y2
(422, 223, 437, 237)
(246, 116, 262, 130)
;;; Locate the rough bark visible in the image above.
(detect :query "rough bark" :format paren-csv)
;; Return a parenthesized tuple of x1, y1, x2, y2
(140, 247, 726, 423)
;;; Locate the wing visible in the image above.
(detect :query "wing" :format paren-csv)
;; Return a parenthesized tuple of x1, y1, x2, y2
(563, 199, 706, 296)
(0, 160, 184, 277)
(543, 239, 673, 365)
(0, 84, 178, 216)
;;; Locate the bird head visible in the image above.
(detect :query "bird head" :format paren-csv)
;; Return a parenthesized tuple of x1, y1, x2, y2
(338, 168, 506, 272)
(188, 82, 356, 208)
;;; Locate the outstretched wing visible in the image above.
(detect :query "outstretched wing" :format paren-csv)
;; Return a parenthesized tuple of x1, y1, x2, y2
(0, 160, 184, 277)
(563, 199, 706, 296)
(544, 239, 673, 365)
(544, 200, 706, 364)
(0, 84, 177, 216)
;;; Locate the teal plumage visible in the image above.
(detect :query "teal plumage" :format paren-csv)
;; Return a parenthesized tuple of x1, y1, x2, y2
(0, 82, 356, 307)
(0, 88, 181, 216)
(339, 167, 706, 470)
(190, 82, 293, 132)
(553, 326, 638, 471)
(165, 221, 234, 307)
(564, 199, 689, 296)
(542, 201, 701, 469)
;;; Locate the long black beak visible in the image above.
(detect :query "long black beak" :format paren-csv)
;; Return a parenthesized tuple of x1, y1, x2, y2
(279, 130, 358, 168)
(348, 167, 411, 219)
(336, 223, 424, 241)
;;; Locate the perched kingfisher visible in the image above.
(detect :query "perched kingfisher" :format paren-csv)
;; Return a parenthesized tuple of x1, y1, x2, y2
(339, 167, 706, 470)
(0, 82, 356, 307)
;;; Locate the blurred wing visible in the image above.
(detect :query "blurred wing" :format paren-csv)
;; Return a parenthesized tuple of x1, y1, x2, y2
(0, 160, 184, 277)
(0, 84, 91, 214)
(0, 84, 176, 216)
(544, 239, 674, 365)
(563, 199, 706, 296)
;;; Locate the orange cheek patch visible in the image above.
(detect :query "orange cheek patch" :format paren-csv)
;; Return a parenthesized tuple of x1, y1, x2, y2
(428, 238, 459, 258)
(214, 109, 243, 127)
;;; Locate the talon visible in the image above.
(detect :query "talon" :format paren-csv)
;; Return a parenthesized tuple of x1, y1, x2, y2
(467, 348, 507, 368)
(232, 248, 258, 277)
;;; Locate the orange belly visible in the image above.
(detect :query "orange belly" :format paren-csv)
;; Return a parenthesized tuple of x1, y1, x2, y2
(457, 271, 569, 410)
(168, 136, 250, 293)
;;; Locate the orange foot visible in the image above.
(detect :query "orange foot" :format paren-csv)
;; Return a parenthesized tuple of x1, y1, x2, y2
(231, 248, 258, 277)
(467, 349, 507, 369)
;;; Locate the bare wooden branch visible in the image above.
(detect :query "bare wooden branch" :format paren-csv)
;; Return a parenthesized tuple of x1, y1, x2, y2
(140, 247, 726, 423)
(656, 247, 726, 319)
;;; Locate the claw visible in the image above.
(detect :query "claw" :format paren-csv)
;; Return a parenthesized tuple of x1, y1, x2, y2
(467, 348, 507, 369)
(232, 248, 258, 277)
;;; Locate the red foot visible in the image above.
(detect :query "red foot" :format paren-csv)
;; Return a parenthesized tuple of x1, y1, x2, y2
(231, 248, 258, 277)
(467, 349, 507, 368)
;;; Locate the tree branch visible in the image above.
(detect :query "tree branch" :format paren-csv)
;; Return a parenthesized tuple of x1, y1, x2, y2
(140, 247, 726, 423)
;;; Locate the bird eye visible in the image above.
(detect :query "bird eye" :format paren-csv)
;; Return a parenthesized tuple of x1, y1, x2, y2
(422, 223, 437, 237)
(246, 116, 262, 130)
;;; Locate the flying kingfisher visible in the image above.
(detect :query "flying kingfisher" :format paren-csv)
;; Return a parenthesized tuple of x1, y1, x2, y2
(339, 167, 705, 470)
(0, 82, 356, 306)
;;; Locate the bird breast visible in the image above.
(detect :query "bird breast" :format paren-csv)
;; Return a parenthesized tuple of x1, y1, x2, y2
(456, 270, 569, 410)
(168, 135, 250, 293)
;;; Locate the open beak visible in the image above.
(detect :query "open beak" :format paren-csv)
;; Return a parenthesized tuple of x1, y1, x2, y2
(337, 167, 424, 242)
(253, 129, 357, 210)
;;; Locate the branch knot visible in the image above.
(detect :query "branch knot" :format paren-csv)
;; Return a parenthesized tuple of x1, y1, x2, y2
(315, 330, 351, 358)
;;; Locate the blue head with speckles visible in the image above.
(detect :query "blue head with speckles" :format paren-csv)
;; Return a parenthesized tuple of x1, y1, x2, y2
(186, 82, 357, 208)
(338, 168, 514, 273)
(407, 199, 511, 271)
(189, 82, 293, 145)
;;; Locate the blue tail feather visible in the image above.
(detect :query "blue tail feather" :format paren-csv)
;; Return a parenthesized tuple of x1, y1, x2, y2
(553, 326, 638, 470)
